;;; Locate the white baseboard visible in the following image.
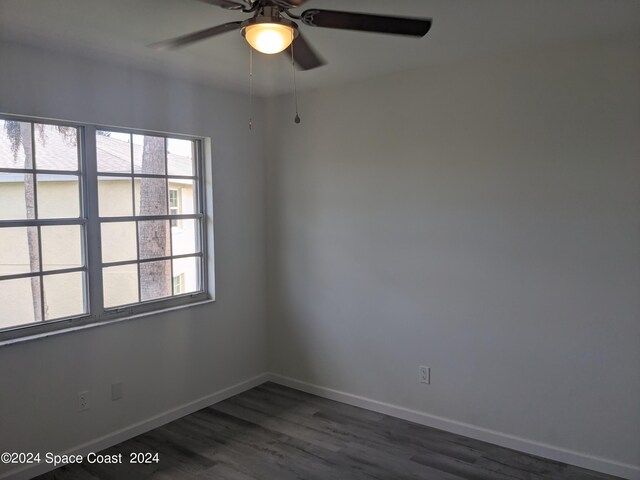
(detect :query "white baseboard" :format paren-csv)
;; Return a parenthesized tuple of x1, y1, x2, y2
(268, 373, 639, 480)
(1, 373, 270, 480)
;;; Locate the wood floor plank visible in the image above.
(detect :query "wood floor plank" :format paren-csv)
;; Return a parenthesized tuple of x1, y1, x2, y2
(214, 395, 344, 452)
(312, 407, 482, 464)
(257, 383, 387, 423)
(34, 382, 623, 480)
(187, 408, 341, 480)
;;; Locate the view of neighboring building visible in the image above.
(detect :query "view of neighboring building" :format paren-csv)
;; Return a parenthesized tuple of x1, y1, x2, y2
(0, 121, 201, 330)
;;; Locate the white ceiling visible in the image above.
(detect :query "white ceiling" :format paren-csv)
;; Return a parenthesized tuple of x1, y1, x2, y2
(1, 0, 639, 96)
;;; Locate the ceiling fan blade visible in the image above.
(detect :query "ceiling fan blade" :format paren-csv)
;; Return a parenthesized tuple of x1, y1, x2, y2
(272, 0, 308, 7)
(198, 0, 247, 10)
(150, 21, 243, 50)
(284, 32, 325, 70)
(301, 9, 432, 37)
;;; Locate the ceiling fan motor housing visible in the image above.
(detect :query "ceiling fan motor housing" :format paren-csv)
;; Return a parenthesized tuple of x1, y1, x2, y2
(241, 14, 299, 40)
(241, 7, 299, 54)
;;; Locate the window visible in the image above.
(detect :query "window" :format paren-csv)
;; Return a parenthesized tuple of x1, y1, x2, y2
(173, 273, 184, 295)
(169, 188, 182, 228)
(0, 115, 209, 340)
(169, 189, 179, 214)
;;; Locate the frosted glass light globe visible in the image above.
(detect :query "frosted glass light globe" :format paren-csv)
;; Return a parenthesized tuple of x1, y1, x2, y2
(244, 23, 294, 54)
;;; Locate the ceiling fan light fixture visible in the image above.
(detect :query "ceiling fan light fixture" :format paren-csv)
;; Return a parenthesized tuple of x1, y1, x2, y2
(243, 21, 296, 55)
(153, 2, 432, 72)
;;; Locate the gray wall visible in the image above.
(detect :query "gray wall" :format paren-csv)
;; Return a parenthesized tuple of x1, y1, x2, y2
(0, 40, 267, 475)
(1, 32, 638, 477)
(266, 38, 640, 467)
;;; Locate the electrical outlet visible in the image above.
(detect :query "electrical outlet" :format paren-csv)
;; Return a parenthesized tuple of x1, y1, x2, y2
(111, 382, 123, 401)
(78, 390, 90, 411)
(419, 366, 430, 384)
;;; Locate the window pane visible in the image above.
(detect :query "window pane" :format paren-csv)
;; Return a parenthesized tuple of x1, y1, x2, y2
(99, 177, 133, 217)
(0, 120, 33, 169)
(0, 277, 40, 328)
(138, 220, 170, 260)
(0, 173, 35, 220)
(168, 179, 195, 214)
(43, 272, 86, 320)
(97, 131, 132, 173)
(41, 225, 83, 271)
(135, 178, 167, 216)
(0, 227, 39, 277)
(133, 135, 166, 175)
(172, 257, 199, 295)
(37, 174, 80, 219)
(34, 124, 78, 171)
(103, 264, 139, 308)
(101, 222, 137, 263)
(172, 219, 199, 256)
(140, 260, 171, 302)
(167, 139, 194, 176)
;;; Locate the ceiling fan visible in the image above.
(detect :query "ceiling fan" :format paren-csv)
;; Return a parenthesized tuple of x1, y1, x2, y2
(151, 0, 433, 70)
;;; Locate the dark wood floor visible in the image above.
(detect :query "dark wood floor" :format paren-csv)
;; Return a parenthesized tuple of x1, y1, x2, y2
(37, 382, 621, 480)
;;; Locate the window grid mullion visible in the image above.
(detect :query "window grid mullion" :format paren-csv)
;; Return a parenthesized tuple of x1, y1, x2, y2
(0, 167, 82, 175)
(37, 225, 45, 322)
(196, 139, 207, 293)
(0, 218, 87, 228)
(102, 252, 203, 269)
(30, 123, 46, 323)
(130, 135, 135, 215)
(96, 172, 196, 180)
(99, 213, 202, 223)
(129, 137, 142, 304)
(77, 126, 89, 317)
(82, 125, 104, 318)
(0, 266, 88, 282)
(136, 220, 142, 304)
(165, 137, 174, 294)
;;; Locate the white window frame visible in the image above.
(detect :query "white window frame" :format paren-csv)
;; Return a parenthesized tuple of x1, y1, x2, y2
(0, 114, 210, 343)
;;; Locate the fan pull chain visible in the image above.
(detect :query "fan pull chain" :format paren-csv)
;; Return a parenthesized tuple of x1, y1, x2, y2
(249, 46, 253, 130)
(291, 31, 301, 124)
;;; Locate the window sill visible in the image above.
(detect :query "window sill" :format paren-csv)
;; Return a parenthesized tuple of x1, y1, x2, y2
(0, 298, 215, 347)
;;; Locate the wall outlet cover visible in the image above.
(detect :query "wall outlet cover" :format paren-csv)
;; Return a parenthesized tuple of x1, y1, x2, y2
(419, 366, 430, 384)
